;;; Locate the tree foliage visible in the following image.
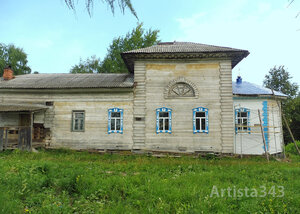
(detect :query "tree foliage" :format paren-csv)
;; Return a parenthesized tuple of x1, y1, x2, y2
(70, 56, 101, 73)
(263, 65, 300, 142)
(285, 96, 300, 141)
(64, 0, 137, 19)
(0, 43, 31, 76)
(263, 65, 299, 98)
(99, 23, 160, 73)
(70, 23, 160, 74)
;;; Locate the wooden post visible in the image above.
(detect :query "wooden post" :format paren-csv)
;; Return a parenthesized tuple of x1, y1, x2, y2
(0, 128, 3, 151)
(28, 112, 33, 151)
(258, 109, 269, 162)
(18, 127, 23, 150)
(4, 128, 8, 150)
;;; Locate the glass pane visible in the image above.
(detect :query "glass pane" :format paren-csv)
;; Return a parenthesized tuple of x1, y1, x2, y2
(76, 112, 84, 119)
(159, 112, 169, 118)
(196, 112, 205, 117)
(165, 119, 169, 130)
(80, 119, 84, 130)
(237, 119, 241, 130)
(241, 112, 247, 117)
(111, 112, 120, 118)
(111, 119, 115, 130)
(201, 118, 206, 131)
(74, 119, 78, 130)
(116, 119, 121, 130)
(159, 119, 163, 130)
(243, 119, 247, 130)
(196, 118, 200, 130)
(237, 112, 241, 117)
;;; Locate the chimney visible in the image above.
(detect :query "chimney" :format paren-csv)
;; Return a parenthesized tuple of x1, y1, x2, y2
(3, 66, 15, 80)
(236, 76, 242, 84)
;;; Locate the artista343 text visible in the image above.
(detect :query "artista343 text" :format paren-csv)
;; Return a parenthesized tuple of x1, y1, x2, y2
(210, 185, 284, 198)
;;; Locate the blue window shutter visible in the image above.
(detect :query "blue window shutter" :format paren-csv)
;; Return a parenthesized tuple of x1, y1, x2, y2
(193, 109, 196, 134)
(205, 108, 209, 134)
(120, 109, 123, 134)
(156, 109, 159, 134)
(247, 109, 251, 134)
(108, 109, 112, 134)
(169, 110, 172, 134)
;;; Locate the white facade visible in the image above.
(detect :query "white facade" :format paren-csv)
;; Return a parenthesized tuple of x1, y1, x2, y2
(233, 98, 284, 155)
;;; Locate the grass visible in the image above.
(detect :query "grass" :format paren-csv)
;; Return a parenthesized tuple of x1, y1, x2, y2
(0, 148, 299, 213)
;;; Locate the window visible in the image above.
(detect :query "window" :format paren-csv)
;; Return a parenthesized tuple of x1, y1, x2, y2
(156, 107, 172, 134)
(108, 108, 123, 134)
(235, 108, 250, 133)
(193, 107, 209, 133)
(72, 111, 85, 132)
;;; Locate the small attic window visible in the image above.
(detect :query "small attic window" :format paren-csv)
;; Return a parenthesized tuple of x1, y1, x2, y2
(45, 101, 53, 106)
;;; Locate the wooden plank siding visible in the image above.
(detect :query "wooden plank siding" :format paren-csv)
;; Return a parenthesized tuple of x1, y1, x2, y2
(143, 60, 226, 153)
(132, 62, 146, 149)
(219, 61, 234, 153)
(0, 91, 134, 150)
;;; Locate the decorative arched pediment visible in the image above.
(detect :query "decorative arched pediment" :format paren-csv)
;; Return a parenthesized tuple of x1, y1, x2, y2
(164, 77, 199, 99)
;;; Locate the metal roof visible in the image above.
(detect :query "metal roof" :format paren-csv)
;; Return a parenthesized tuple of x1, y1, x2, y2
(123, 42, 247, 54)
(232, 81, 287, 97)
(0, 103, 48, 112)
(0, 73, 134, 89)
(121, 42, 249, 72)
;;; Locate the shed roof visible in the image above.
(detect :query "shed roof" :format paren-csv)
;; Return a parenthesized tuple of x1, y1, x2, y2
(0, 103, 48, 112)
(232, 81, 287, 98)
(0, 73, 134, 89)
(121, 42, 249, 72)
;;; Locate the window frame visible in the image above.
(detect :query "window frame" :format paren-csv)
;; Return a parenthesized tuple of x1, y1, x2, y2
(108, 108, 123, 134)
(71, 110, 85, 132)
(193, 107, 209, 134)
(235, 108, 251, 134)
(156, 107, 172, 134)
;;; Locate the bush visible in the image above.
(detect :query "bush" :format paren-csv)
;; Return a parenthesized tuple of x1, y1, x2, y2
(285, 141, 300, 155)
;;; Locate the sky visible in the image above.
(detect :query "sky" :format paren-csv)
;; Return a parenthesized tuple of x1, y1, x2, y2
(0, 0, 299, 86)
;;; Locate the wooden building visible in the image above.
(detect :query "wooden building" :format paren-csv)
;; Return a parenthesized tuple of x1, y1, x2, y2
(0, 42, 286, 155)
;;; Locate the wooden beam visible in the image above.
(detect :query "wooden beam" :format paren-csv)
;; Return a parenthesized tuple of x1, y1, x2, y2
(4, 128, 8, 150)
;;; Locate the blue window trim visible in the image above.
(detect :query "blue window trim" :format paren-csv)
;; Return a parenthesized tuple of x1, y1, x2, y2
(235, 108, 250, 134)
(193, 107, 209, 134)
(156, 107, 172, 134)
(108, 108, 123, 134)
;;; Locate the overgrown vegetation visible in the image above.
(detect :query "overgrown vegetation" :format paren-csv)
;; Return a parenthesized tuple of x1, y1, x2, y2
(263, 65, 300, 143)
(0, 148, 299, 213)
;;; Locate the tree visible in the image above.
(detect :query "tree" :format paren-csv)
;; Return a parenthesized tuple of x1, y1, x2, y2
(285, 96, 300, 141)
(263, 66, 300, 142)
(263, 66, 299, 98)
(70, 23, 160, 73)
(70, 55, 101, 73)
(0, 43, 31, 76)
(99, 23, 160, 73)
(64, 0, 137, 19)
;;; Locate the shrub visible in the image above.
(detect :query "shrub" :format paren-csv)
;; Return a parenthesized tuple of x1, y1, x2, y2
(285, 141, 300, 155)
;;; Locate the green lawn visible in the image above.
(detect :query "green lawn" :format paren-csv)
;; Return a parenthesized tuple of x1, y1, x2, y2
(0, 148, 299, 214)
